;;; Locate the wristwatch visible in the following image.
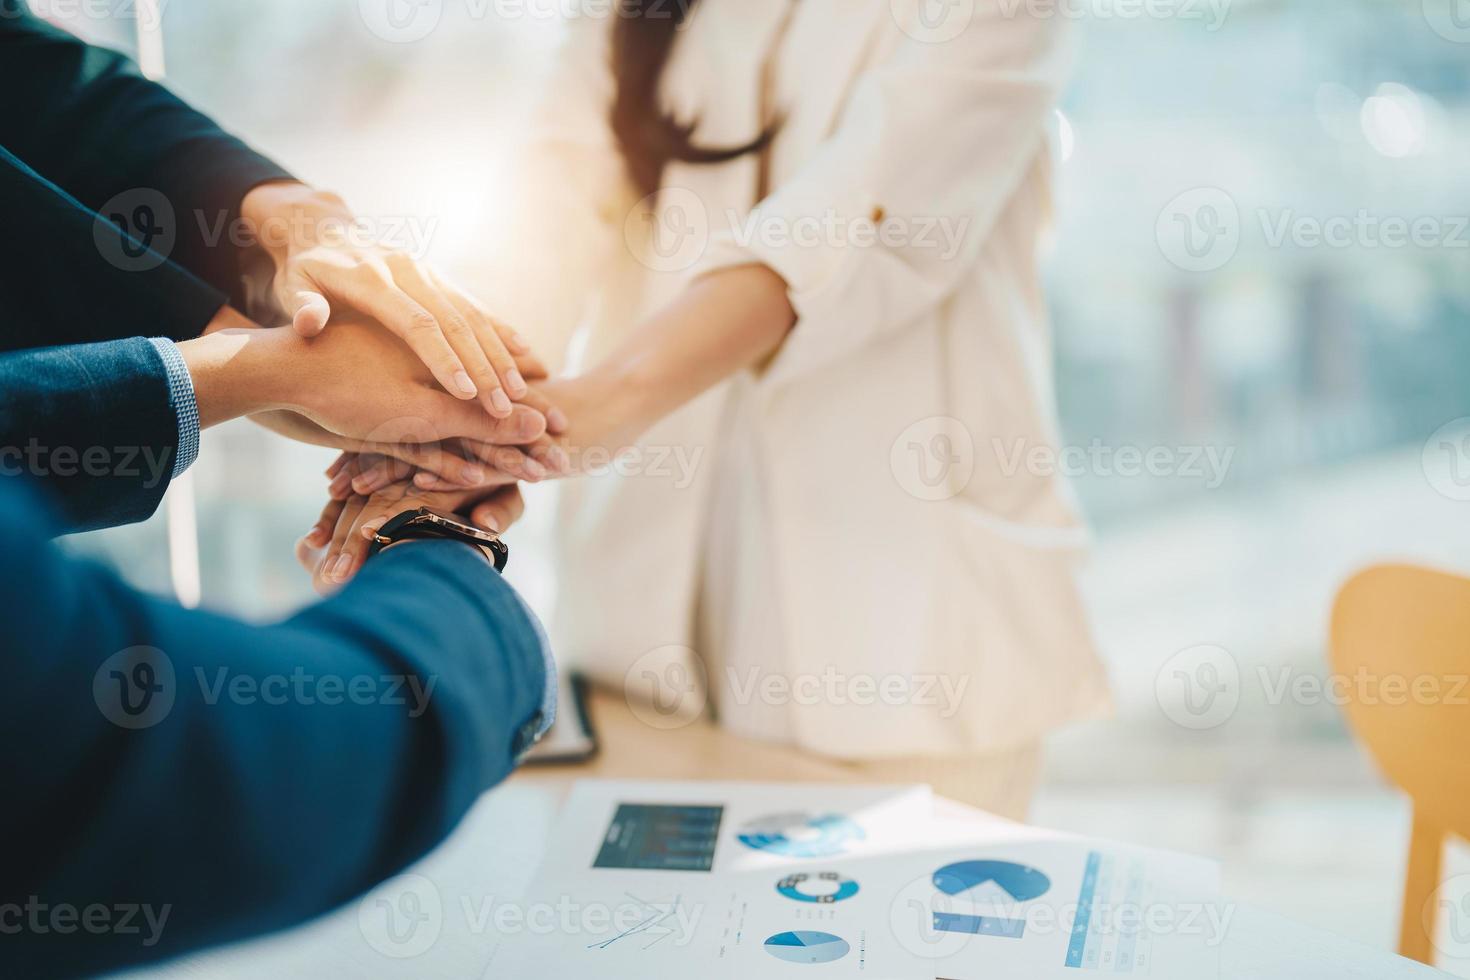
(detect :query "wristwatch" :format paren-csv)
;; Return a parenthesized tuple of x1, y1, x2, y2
(366, 507, 509, 572)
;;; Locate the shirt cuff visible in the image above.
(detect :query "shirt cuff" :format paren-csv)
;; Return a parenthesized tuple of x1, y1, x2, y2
(147, 337, 200, 478)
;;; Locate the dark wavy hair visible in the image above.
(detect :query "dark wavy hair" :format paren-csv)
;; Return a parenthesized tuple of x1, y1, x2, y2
(610, 0, 778, 195)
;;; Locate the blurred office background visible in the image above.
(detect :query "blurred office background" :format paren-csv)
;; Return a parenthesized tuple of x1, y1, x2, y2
(51, 0, 1470, 969)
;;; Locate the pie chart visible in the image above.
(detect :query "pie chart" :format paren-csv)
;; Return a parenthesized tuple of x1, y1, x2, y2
(764, 930, 851, 964)
(933, 860, 1051, 902)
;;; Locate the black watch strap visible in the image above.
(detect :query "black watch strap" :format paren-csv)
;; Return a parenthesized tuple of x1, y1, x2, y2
(367, 507, 509, 572)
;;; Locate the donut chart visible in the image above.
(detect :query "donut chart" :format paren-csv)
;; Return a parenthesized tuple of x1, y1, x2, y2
(776, 872, 860, 904)
(764, 930, 851, 964)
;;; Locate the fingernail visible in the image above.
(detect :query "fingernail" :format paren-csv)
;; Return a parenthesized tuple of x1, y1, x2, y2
(524, 458, 548, 481)
(305, 526, 324, 545)
(506, 369, 527, 395)
(414, 471, 436, 488)
(360, 520, 385, 539)
(454, 371, 477, 396)
(547, 445, 572, 473)
(332, 554, 353, 581)
(490, 388, 513, 416)
(329, 473, 352, 499)
(547, 407, 569, 433)
(509, 331, 529, 352)
(463, 464, 487, 484)
(351, 473, 381, 495)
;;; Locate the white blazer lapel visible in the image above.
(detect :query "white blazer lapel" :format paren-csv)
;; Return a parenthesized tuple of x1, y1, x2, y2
(773, 0, 893, 160)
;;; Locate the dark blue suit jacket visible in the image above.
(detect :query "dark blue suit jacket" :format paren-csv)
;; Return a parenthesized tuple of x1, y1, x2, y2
(0, 10, 555, 977)
(0, 2, 292, 530)
(1, 481, 550, 978)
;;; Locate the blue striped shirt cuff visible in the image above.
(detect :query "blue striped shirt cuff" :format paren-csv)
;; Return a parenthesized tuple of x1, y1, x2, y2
(147, 337, 200, 478)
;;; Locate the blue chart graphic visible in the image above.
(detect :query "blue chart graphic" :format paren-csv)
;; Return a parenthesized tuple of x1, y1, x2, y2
(777, 872, 860, 904)
(593, 804, 724, 872)
(931, 860, 1052, 940)
(764, 931, 851, 964)
(737, 812, 865, 858)
(587, 893, 686, 951)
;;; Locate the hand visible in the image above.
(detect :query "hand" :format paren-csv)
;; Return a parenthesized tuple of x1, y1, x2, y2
(348, 369, 642, 493)
(346, 263, 795, 491)
(179, 318, 558, 480)
(240, 181, 548, 418)
(298, 476, 525, 592)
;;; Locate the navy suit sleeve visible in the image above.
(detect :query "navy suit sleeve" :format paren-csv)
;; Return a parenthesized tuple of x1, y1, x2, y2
(0, 1, 295, 309)
(0, 481, 550, 979)
(0, 338, 179, 531)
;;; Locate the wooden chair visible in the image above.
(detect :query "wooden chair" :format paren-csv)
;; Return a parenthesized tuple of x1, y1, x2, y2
(1330, 564, 1470, 964)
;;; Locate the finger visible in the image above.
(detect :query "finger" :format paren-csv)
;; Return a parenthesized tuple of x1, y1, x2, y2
(296, 533, 326, 577)
(328, 457, 363, 500)
(426, 269, 535, 359)
(514, 349, 550, 382)
(314, 257, 477, 401)
(393, 261, 516, 418)
(515, 385, 569, 436)
(432, 395, 547, 446)
(355, 439, 503, 489)
(526, 435, 572, 475)
(463, 433, 568, 476)
(337, 502, 389, 582)
(435, 442, 548, 484)
(305, 496, 348, 551)
(325, 452, 353, 479)
(284, 272, 332, 337)
(470, 486, 525, 534)
(466, 310, 527, 403)
(321, 496, 368, 589)
(350, 455, 415, 496)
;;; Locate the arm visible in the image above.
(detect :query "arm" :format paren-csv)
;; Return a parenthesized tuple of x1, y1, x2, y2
(0, 315, 553, 535)
(0, 3, 552, 416)
(0, 480, 551, 979)
(0, 338, 181, 531)
(687, 2, 1071, 387)
(0, 0, 292, 300)
(403, 6, 1066, 484)
(344, 264, 795, 495)
(550, 264, 798, 456)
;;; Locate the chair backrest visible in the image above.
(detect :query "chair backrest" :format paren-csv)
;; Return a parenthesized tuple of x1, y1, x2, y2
(1329, 564, 1470, 839)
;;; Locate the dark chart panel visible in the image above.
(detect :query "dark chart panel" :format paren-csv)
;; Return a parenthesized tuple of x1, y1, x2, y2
(593, 804, 726, 872)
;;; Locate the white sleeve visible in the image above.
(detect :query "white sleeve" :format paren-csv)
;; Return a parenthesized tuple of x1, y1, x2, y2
(691, 1, 1072, 387)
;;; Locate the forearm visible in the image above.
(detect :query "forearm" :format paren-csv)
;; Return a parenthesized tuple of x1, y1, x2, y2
(176, 309, 335, 429)
(0, 5, 293, 298)
(176, 317, 286, 428)
(7, 520, 549, 977)
(594, 264, 797, 433)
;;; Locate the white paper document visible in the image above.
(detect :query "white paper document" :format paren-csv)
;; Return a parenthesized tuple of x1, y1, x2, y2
(490, 780, 1223, 979)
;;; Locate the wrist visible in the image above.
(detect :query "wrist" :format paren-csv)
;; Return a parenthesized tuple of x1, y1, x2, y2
(239, 181, 353, 263)
(580, 359, 662, 446)
(201, 304, 258, 337)
(177, 324, 297, 428)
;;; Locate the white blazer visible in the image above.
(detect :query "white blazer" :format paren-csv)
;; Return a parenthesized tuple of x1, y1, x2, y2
(494, 0, 1112, 758)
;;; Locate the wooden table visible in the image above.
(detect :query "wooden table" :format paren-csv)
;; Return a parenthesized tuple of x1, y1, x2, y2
(133, 688, 1450, 979)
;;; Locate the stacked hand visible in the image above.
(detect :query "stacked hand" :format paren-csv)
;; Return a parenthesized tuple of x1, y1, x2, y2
(297, 369, 649, 591)
(241, 182, 543, 421)
(174, 180, 590, 591)
(278, 249, 795, 592)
